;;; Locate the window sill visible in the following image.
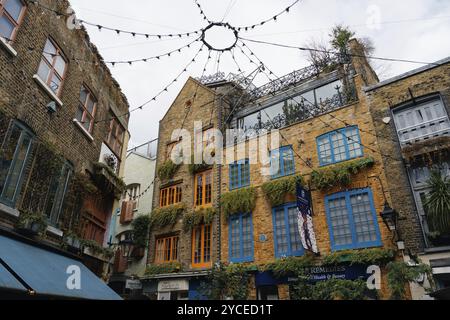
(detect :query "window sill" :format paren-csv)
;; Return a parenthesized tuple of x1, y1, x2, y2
(0, 202, 20, 218)
(73, 119, 94, 142)
(32, 75, 63, 107)
(46, 225, 64, 238)
(0, 37, 17, 56)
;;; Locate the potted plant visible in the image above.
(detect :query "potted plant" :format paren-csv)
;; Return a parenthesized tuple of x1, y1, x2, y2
(16, 211, 48, 236)
(64, 231, 82, 249)
(424, 171, 450, 246)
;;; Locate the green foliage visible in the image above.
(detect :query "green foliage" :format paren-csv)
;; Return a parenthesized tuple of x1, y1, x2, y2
(200, 263, 254, 300)
(93, 162, 126, 191)
(16, 210, 48, 234)
(311, 157, 375, 191)
(131, 215, 151, 247)
(150, 204, 185, 229)
(262, 255, 315, 278)
(188, 154, 214, 175)
(292, 278, 371, 300)
(386, 261, 433, 300)
(145, 262, 182, 276)
(72, 172, 98, 196)
(220, 187, 256, 219)
(424, 171, 450, 234)
(80, 239, 114, 259)
(261, 175, 304, 206)
(330, 24, 355, 53)
(322, 248, 396, 266)
(183, 207, 217, 231)
(158, 160, 181, 181)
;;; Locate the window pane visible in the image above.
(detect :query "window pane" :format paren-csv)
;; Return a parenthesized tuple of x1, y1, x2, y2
(4, 0, 23, 22)
(205, 171, 212, 204)
(282, 148, 295, 175)
(230, 218, 240, 259)
(86, 98, 95, 114)
(204, 225, 211, 263)
(242, 215, 252, 258)
(43, 39, 56, 63)
(196, 174, 202, 206)
(54, 55, 66, 77)
(331, 131, 346, 162)
(0, 15, 14, 39)
(37, 60, 51, 83)
(318, 136, 332, 165)
(0, 125, 21, 198)
(288, 207, 302, 253)
(274, 208, 288, 255)
(315, 80, 342, 105)
(328, 197, 352, 246)
(193, 227, 202, 264)
(2, 133, 32, 202)
(49, 73, 62, 94)
(345, 127, 363, 158)
(75, 105, 84, 122)
(241, 161, 250, 186)
(79, 86, 88, 103)
(350, 193, 378, 243)
(240, 112, 259, 136)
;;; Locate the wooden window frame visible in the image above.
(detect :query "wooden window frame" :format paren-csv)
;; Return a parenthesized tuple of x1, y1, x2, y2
(0, 0, 26, 43)
(194, 169, 213, 208)
(155, 235, 179, 264)
(191, 224, 212, 268)
(37, 37, 68, 96)
(77, 85, 97, 133)
(107, 116, 125, 158)
(159, 184, 182, 207)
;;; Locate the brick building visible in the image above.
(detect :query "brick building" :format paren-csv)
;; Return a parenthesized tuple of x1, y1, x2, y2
(0, 0, 129, 299)
(364, 57, 450, 299)
(144, 40, 404, 300)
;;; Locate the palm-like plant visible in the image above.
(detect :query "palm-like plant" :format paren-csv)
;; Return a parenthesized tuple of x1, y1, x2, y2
(424, 171, 450, 234)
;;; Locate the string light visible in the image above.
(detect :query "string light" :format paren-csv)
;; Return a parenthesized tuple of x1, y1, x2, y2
(236, 0, 301, 32)
(74, 37, 201, 66)
(93, 43, 205, 124)
(193, 0, 212, 23)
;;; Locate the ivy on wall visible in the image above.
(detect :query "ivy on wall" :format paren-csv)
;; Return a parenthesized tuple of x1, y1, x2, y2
(220, 187, 257, 219)
(157, 160, 181, 181)
(311, 157, 375, 191)
(200, 263, 255, 300)
(131, 215, 151, 248)
(150, 204, 185, 229)
(291, 278, 372, 300)
(261, 175, 305, 206)
(183, 207, 217, 231)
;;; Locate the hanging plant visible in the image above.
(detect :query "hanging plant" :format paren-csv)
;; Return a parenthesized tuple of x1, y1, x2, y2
(424, 171, 450, 234)
(220, 187, 257, 219)
(145, 262, 182, 276)
(262, 255, 315, 278)
(311, 157, 375, 191)
(131, 215, 151, 248)
(262, 175, 305, 206)
(150, 204, 185, 229)
(16, 210, 48, 235)
(80, 239, 114, 259)
(158, 160, 181, 181)
(386, 261, 433, 300)
(188, 154, 213, 175)
(322, 248, 396, 266)
(183, 207, 217, 231)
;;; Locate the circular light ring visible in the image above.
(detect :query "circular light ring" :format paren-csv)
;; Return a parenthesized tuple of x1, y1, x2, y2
(201, 22, 239, 52)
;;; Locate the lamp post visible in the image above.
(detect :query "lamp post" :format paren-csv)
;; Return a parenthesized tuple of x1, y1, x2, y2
(119, 239, 134, 261)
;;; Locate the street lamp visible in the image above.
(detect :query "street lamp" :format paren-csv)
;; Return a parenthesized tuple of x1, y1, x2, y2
(380, 203, 398, 232)
(119, 238, 134, 261)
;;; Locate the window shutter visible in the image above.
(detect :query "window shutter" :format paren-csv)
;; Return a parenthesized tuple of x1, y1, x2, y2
(113, 249, 127, 273)
(120, 201, 128, 224)
(125, 201, 134, 222)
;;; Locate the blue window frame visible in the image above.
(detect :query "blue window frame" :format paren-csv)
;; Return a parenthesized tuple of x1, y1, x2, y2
(272, 203, 304, 258)
(229, 159, 250, 190)
(325, 188, 382, 251)
(0, 121, 34, 207)
(229, 213, 254, 263)
(270, 146, 295, 179)
(317, 126, 363, 166)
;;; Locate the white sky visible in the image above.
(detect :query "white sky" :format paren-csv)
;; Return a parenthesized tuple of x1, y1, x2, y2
(68, 0, 450, 148)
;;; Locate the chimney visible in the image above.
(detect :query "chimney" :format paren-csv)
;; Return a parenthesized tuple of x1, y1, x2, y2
(348, 38, 380, 86)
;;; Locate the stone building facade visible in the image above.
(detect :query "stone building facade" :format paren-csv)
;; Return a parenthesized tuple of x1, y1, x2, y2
(144, 40, 404, 300)
(0, 0, 129, 299)
(364, 57, 450, 299)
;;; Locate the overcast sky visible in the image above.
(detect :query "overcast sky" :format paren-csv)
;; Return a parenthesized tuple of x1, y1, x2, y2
(69, 0, 450, 148)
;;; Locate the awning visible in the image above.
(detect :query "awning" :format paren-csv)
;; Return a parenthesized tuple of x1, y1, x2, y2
(0, 235, 122, 300)
(0, 262, 27, 293)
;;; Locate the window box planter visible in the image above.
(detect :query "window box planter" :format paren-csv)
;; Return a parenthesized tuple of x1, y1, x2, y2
(65, 235, 82, 249)
(16, 220, 47, 236)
